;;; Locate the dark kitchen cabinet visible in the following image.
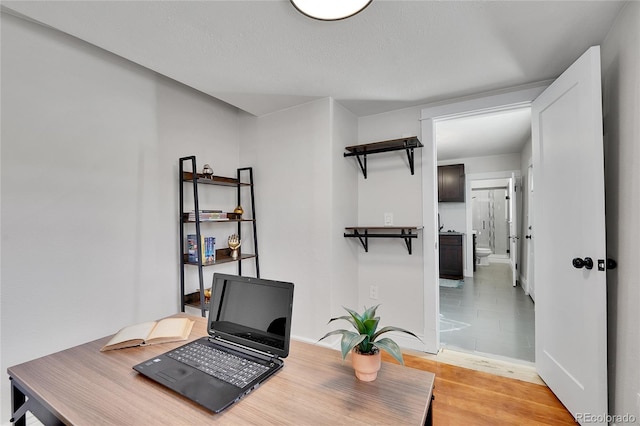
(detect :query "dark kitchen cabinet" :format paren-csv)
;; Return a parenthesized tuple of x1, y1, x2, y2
(439, 234, 463, 279)
(438, 164, 465, 202)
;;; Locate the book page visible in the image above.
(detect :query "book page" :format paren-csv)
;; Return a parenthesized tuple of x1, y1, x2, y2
(100, 321, 157, 351)
(146, 317, 194, 344)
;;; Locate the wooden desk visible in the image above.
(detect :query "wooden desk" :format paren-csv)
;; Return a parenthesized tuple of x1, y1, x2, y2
(8, 315, 434, 425)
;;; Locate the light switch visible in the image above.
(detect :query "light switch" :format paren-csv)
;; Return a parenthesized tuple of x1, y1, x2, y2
(384, 212, 394, 226)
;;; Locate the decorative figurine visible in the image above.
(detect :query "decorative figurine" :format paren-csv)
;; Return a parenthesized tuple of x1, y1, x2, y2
(204, 288, 212, 304)
(228, 234, 241, 259)
(202, 164, 214, 179)
(233, 205, 244, 219)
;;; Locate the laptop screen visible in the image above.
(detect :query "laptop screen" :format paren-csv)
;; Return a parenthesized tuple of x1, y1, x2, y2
(208, 273, 294, 358)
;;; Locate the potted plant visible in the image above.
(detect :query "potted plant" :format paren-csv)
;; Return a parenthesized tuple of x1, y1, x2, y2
(319, 305, 421, 381)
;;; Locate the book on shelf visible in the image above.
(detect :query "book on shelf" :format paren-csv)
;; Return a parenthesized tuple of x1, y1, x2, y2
(187, 234, 216, 263)
(205, 236, 216, 263)
(185, 210, 228, 221)
(100, 317, 194, 351)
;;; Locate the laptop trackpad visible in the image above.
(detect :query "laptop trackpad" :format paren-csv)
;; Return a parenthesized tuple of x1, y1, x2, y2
(158, 367, 193, 383)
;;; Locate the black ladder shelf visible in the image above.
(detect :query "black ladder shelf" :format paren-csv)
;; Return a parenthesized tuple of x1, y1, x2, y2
(179, 156, 259, 317)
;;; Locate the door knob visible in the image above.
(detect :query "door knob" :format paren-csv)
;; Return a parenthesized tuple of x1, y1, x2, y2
(572, 257, 594, 270)
(525, 235, 532, 239)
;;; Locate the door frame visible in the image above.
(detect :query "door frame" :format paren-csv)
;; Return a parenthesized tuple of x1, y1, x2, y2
(525, 163, 535, 299)
(465, 172, 521, 278)
(420, 85, 547, 353)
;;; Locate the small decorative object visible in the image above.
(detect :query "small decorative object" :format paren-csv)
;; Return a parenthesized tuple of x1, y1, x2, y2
(228, 234, 241, 259)
(319, 305, 421, 381)
(202, 164, 214, 179)
(233, 205, 244, 218)
(204, 288, 212, 304)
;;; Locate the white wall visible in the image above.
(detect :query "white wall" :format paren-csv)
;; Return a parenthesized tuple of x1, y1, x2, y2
(601, 1, 640, 421)
(357, 109, 425, 350)
(329, 101, 360, 316)
(0, 13, 242, 422)
(238, 98, 359, 342)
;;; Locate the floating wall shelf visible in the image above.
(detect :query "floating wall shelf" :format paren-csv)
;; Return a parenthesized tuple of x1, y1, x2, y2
(344, 226, 422, 254)
(344, 136, 423, 178)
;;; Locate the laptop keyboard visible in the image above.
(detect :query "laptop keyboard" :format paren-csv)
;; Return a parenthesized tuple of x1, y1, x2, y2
(167, 341, 270, 388)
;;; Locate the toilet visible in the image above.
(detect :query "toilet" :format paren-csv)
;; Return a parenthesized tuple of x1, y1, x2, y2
(476, 247, 492, 266)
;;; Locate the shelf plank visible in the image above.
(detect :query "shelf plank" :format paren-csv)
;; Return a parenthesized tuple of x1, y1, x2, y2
(344, 136, 423, 155)
(183, 291, 209, 311)
(182, 171, 250, 187)
(345, 226, 423, 231)
(182, 251, 256, 266)
(344, 226, 422, 255)
(182, 218, 255, 223)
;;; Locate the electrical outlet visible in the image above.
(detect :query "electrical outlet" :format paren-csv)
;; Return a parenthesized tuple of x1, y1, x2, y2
(384, 212, 394, 226)
(369, 285, 379, 300)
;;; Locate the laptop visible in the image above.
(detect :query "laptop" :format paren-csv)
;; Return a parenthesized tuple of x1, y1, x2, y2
(133, 273, 294, 413)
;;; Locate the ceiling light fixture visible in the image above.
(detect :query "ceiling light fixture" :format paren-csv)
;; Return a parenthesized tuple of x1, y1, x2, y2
(290, 0, 372, 21)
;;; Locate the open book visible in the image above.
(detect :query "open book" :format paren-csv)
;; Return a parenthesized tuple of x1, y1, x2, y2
(100, 317, 195, 352)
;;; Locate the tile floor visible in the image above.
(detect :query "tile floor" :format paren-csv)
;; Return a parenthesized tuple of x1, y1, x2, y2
(439, 262, 535, 362)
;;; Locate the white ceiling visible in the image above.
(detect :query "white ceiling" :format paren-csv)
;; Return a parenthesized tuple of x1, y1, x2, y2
(2, 0, 625, 157)
(436, 107, 532, 161)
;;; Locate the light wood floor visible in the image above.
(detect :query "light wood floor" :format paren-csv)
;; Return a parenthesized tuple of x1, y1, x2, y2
(383, 351, 576, 425)
(406, 347, 543, 385)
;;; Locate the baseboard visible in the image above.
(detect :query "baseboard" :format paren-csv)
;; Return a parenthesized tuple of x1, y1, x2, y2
(292, 332, 425, 354)
(520, 275, 529, 294)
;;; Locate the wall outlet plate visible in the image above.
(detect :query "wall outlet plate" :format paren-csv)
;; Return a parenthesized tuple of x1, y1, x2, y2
(384, 212, 393, 226)
(369, 285, 379, 300)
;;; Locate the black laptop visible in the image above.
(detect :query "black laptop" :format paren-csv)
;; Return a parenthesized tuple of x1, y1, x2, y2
(133, 273, 294, 413)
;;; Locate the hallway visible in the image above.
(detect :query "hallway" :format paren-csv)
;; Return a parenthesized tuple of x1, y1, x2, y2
(439, 262, 535, 362)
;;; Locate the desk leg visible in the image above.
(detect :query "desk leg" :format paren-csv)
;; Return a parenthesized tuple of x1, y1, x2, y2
(423, 392, 434, 426)
(10, 377, 27, 426)
(425, 403, 433, 426)
(9, 377, 64, 426)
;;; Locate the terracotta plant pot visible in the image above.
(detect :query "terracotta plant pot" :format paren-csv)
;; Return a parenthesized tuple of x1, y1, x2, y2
(351, 349, 382, 381)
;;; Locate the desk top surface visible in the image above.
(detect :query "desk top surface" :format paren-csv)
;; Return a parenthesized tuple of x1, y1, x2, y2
(8, 314, 434, 425)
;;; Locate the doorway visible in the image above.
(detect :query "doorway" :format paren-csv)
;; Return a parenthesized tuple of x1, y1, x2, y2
(420, 85, 546, 355)
(472, 186, 509, 261)
(430, 98, 538, 362)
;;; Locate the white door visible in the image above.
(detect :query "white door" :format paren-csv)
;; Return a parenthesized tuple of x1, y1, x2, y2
(508, 174, 518, 287)
(532, 46, 607, 423)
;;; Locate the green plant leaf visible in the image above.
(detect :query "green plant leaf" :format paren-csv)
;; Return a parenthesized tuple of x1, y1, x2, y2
(341, 333, 366, 360)
(318, 328, 354, 343)
(328, 315, 356, 329)
(318, 329, 366, 360)
(343, 306, 366, 333)
(372, 326, 422, 342)
(362, 304, 380, 320)
(362, 317, 379, 337)
(373, 337, 405, 365)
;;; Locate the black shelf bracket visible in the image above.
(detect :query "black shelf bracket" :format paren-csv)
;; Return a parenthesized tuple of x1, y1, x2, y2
(344, 227, 420, 255)
(406, 147, 416, 175)
(345, 228, 369, 252)
(344, 136, 423, 179)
